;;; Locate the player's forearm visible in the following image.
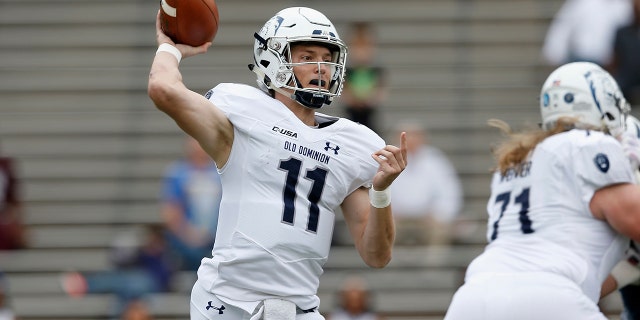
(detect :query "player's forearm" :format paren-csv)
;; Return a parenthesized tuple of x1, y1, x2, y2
(148, 52, 186, 112)
(601, 274, 619, 298)
(359, 206, 395, 268)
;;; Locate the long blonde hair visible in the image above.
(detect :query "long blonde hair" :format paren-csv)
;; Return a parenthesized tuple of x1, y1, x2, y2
(488, 117, 586, 176)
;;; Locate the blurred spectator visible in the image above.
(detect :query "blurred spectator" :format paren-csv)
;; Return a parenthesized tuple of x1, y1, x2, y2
(389, 122, 463, 246)
(0, 273, 15, 320)
(61, 224, 175, 319)
(341, 21, 388, 134)
(161, 136, 222, 271)
(0, 151, 27, 251)
(541, 0, 632, 68)
(328, 275, 382, 320)
(610, 0, 640, 106)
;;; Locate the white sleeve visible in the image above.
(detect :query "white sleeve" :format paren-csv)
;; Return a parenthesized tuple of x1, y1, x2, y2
(574, 136, 635, 205)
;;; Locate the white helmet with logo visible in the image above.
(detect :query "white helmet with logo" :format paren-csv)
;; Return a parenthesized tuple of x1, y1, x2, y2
(540, 61, 630, 136)
(249, 7, 347, 109)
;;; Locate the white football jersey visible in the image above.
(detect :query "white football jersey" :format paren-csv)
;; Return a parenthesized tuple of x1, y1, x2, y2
(197, 83, 384, 312)
(466, 129, 634, 302)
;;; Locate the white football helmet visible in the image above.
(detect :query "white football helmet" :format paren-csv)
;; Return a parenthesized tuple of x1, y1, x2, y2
(249, 7, 347, 109)
(540, 61, 630, 136)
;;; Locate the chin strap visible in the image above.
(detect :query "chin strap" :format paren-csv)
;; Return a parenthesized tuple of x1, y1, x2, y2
(248, 64, 328, 109)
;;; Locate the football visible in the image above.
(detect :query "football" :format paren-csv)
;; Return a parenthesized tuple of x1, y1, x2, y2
(160, 0, 219, 47)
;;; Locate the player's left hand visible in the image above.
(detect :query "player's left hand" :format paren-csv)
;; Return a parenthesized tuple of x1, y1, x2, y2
(371, 132, 407, 190)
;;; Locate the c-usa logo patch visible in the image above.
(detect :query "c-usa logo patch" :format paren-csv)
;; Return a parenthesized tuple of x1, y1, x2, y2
(594, 153, 610, 173)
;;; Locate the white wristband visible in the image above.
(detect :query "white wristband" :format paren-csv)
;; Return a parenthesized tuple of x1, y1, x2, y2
(156, 43, 182, 63)
(611, 259, 640, 289)
(369, 187, 391, 208)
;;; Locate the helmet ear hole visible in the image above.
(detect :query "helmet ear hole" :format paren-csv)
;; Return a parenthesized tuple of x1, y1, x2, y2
(260, 60, 270, 68)
(605, 112, 615, 121)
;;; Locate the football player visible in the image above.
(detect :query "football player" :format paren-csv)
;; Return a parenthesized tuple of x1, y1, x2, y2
(445, 62, 640, 320)
(149, 7, 407, 320)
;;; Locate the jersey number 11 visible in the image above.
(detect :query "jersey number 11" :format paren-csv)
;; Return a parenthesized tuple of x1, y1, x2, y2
(279, 157, 328, 233)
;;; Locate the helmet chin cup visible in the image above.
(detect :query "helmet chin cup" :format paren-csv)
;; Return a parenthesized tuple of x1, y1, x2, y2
(294, 90, 330, 109)
(291, 75, 331, 109)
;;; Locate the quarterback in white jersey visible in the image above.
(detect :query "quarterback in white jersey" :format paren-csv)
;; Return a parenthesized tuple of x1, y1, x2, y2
(149, 6, 407, 320)
(198, 83, 386, 309)
(445, 62, 640, 320)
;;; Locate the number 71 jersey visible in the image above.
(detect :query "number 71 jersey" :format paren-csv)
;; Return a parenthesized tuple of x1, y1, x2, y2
(479, 129, 633, 302)
(486, 130, 633, 243)
(199, 83, 384, 307)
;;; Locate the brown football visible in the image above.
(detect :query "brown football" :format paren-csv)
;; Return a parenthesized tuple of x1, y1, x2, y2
(160, 0, 219, 47)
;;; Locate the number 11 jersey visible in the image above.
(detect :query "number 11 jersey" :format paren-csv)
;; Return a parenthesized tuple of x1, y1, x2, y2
(197, 83, 384, 312)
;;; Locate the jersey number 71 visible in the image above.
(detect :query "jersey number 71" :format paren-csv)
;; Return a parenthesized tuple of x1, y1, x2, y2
(490, 187, 534, 241)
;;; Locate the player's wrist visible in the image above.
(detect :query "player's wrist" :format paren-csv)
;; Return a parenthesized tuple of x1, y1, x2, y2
(156, 43, 182, 63)
(369, 187, 391, 208)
